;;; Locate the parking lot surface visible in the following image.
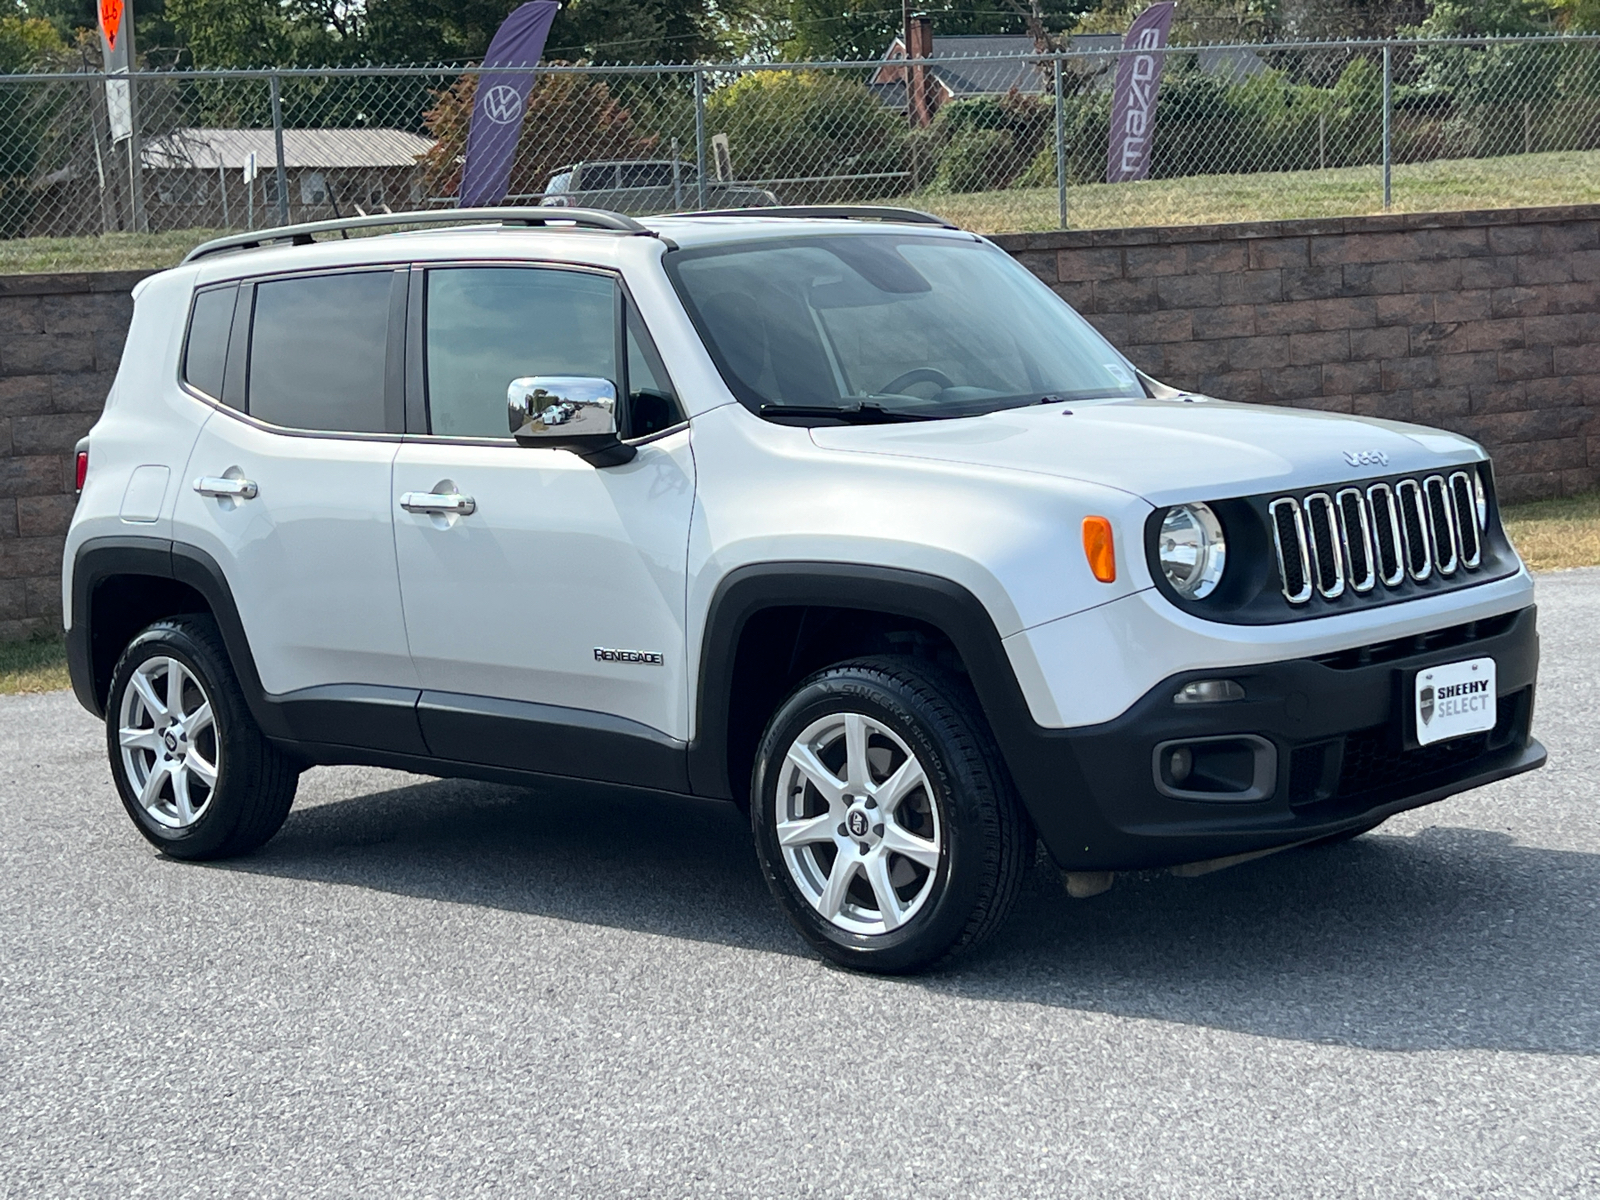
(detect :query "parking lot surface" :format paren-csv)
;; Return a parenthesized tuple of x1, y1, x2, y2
(3, 571, 1599, 1198)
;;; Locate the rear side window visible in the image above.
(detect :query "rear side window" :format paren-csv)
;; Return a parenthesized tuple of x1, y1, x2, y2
(247, 271, 393, 433)
(182, 284, 237, 400)
(618, 162, 674, 188)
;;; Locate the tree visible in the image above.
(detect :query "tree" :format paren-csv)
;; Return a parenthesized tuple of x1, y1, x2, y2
(418, 70, 660, 199)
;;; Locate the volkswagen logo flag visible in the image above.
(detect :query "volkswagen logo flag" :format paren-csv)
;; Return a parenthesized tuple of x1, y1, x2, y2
(460, 0, 560, 208)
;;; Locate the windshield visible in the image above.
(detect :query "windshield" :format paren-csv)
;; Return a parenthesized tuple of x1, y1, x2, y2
(666, 233, 1145, 419)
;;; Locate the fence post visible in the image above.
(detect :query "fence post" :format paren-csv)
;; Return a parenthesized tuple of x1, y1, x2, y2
(1054, 56, 1067, 229)
(694, 68, 707, 207)
(1381, 43, 1392, 211)
(270, 73, 290, 226)
(126, 70, 148, 233)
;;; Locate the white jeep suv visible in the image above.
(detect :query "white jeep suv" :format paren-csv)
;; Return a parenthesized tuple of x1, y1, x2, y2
(64, 206, 1543, 973)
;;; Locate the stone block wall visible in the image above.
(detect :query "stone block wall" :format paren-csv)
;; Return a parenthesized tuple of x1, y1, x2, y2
(0, 271, 147, 641)
(992, 204, 1600, 504)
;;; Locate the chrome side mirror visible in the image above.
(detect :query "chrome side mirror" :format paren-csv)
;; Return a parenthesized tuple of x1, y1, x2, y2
(506, 376, 636, 467)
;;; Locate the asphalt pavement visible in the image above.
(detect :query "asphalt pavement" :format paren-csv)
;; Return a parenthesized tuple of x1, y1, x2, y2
(3, 572, 1599, 1197)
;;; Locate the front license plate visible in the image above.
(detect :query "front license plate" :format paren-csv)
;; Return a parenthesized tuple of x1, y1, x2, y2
(1414, 657, 1497, 746)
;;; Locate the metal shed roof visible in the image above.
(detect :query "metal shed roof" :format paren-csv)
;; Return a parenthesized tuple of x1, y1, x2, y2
(142, 127, 435, 171)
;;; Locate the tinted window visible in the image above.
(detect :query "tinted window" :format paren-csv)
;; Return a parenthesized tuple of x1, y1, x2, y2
(426, 267, 617, 439)
(248, 272, 392, 433)
(618, 162, 675, 188)
(669, 235, 1145, 418)
(626, 305, 683, 437)
(183, 284, 237, 400)
(576, 165, 617, 190)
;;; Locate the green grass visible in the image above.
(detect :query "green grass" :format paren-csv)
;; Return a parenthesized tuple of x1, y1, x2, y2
(0, 488, 1591, 695)
(907, 149, 1600, 234)
(0, 636, 69, 695)
(0, 228, 229, 276)
(1501, 489, 1600, 573)
(0, 149, 1595, 273)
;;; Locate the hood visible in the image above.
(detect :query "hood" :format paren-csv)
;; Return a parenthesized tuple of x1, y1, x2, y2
(808, 396, 1483, 506)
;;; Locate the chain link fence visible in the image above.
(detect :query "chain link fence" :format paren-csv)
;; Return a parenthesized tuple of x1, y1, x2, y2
(0, 35, 1596, 246)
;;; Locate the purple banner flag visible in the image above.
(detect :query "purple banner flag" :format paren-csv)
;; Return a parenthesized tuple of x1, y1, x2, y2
(459, 0, 560, 208)
(1106, 1, 1176, 183)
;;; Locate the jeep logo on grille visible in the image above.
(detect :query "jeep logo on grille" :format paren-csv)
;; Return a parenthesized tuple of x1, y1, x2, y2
(1343, 449, 1389, 468)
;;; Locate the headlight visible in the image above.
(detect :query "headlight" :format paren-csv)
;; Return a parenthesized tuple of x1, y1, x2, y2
(1159, 503, 1227, 599)
(1474, 468, 1489, 530)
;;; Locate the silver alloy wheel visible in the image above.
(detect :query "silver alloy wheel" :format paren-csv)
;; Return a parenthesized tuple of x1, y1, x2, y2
(775, 711, 943, 935)
(117, 656, 219, 830)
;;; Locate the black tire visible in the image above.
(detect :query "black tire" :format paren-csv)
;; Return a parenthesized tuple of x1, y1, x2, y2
(105, 615, 298, 860)
(750, 655, 1030, 974)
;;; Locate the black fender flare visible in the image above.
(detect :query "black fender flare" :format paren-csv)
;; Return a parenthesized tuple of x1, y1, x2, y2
(685, 562, 1041, 801)
(67, 535, 288, 739)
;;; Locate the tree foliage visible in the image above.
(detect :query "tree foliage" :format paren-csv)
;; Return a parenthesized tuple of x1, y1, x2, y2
(418, 71, 659, 197)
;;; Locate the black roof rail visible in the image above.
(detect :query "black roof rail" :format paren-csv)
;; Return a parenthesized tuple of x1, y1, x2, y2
(668, 205, 960, 230)
(182, 206, 651, 263)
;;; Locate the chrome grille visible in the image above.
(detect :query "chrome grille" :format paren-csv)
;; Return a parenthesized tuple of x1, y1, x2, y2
(1425, 475, 1459, 576)
(1269, 497, 1313, 604)
(1336, 488, 1375, 593)
(1269, 467, 1488, 607)
(1366, 483, 1405, 588)
(1304, 493, 1345, 598)
(1450, 471, 1482, 568)
(1396, 479, 1432, 581)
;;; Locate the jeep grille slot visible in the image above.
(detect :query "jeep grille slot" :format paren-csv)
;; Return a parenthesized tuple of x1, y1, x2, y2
(1449, 471, 1481, 568)
(1336, 487, 1375, 593)
(1424, 475, 1459, 576)
(1395, 479, 1433, 581)
(1303, 493, 1345, 599)
(1367, 483, 1405, 587)
(1269, 498, 1313, 604)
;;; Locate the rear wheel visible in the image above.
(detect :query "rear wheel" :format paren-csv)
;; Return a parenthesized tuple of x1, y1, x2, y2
(106, 616, 298, 860)
(751, 656, 1029, 974)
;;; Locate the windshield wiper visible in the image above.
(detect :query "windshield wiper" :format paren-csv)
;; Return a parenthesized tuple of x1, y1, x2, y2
(758, 402, 937, 423)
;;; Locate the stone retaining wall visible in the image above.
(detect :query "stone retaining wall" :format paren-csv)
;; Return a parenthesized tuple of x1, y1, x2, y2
(0, 270, 145, 641)
(992, 204, 1600, 504)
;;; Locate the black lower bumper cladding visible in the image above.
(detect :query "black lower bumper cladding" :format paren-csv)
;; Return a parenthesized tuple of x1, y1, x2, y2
(1007, 605, 1543, 871)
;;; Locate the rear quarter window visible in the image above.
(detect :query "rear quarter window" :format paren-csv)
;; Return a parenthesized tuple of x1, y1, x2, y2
(246, 271, 393, 433)
(182, 283, 238, 401)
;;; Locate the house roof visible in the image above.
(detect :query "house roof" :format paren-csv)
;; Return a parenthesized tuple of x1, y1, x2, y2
(870, 32, 1267, 103)
(142, 127, 435, 171)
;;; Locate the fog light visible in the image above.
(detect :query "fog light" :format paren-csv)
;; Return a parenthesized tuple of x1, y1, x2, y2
(1173, 679, 1245, 705)
(1167, 746, 1193, 784)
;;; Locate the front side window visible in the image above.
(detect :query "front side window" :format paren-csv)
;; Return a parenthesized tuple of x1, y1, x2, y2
(247, 271, 392, 433)
(425, 267, 618, 439)
(667, 233, 1145, 420)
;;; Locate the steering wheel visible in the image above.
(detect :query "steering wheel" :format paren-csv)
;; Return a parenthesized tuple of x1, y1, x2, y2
(881, 367, 957, 396)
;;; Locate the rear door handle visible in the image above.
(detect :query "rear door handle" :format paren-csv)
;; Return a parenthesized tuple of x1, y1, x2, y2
(400, 491, 476, 516)
(194, 476, 258, 500)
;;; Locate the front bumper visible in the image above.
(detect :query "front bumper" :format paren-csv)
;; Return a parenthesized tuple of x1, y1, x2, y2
(1003, 605, 1543, 871)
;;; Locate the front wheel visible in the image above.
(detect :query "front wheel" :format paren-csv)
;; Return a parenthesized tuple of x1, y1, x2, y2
(106, 616, 298, 860)
(751, 656, 1030, 974)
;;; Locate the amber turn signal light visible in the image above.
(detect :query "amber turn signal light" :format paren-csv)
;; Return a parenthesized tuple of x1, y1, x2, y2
(1082, 516, 1116, 583)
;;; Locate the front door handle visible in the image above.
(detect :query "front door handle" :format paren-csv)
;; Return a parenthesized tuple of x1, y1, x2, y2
(400, 491, 477, 516)
(194, 476, 258, 500)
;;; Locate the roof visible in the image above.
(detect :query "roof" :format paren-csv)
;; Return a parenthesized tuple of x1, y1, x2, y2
(182, 212, 975, 287)
(142, 127, 435, 171)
